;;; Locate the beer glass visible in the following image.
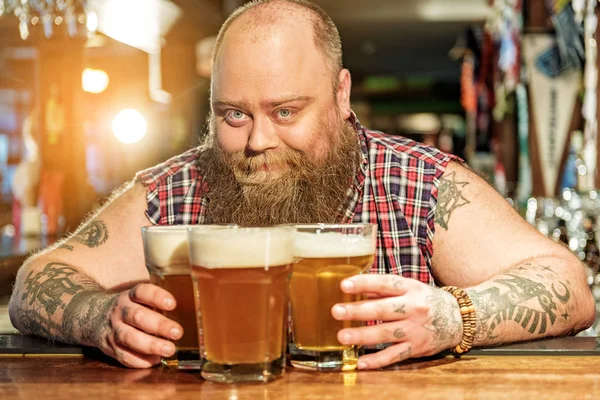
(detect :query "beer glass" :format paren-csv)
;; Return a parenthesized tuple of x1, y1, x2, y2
(188, 226, 294, 383)
(288, 223, 376, 371)
(141, 225, 201, 370)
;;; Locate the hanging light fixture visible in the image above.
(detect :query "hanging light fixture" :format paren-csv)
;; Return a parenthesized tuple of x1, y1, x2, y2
(0, 0, 95, 40)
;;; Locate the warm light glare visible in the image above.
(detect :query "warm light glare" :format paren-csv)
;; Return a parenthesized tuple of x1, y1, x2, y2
(82, 68, 109, 94)
(112, 109, 147, 144)
(86, 10, 98, 32)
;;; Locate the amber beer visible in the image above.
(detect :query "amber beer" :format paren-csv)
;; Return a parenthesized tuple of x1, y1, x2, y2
(289, 224, 377, 371)
(189, 226, 294, 383)
(142, 226, 201, 369)
(149, 270, 199, 367)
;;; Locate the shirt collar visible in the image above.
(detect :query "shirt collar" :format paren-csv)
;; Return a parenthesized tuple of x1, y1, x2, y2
(348, 111, 368, 191)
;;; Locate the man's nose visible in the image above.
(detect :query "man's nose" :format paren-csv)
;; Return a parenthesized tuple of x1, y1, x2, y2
(247, 116, 279, 153)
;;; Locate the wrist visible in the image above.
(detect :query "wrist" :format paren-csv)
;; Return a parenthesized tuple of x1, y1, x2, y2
(441, 286, 476, 355)
(439, 289, 464, 349)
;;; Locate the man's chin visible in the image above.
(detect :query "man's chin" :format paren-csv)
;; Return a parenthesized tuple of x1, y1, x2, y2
(234, 169, 288, 186)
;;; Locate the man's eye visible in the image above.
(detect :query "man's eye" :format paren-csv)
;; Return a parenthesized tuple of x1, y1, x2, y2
(231, 111, 246, 119)
(276, 109, 292, 118)
(224, 110, 249, 126)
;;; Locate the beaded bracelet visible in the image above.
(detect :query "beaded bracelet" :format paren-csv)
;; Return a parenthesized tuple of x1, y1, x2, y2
(441, 286, 476, 356)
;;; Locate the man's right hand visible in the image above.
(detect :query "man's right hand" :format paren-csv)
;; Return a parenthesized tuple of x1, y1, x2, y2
(101, 283, 184, 368)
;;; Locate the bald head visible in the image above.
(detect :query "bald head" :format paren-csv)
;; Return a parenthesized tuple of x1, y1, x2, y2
(212, 0, 342, 84)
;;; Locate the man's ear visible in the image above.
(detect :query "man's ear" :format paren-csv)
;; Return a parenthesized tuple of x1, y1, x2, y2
(336, 69, 352, 119)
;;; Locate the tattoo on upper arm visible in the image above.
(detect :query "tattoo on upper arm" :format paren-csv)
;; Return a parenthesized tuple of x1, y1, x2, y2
(73, 220, 109, 248)
(435, 172, 470, 230)
(63, 220, 109, 250)
(466, 269, 572, 341)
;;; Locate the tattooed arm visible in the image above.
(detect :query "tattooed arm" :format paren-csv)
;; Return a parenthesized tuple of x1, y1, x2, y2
(431, 162, 595, 346)
(332, 162, 594, 370)
(9, 182, 184, 368)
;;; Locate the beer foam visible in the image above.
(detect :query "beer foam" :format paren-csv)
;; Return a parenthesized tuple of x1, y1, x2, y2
(143, 227, 189, 268)
(189, 228, 294, 268)
(293, 231, 375, 258)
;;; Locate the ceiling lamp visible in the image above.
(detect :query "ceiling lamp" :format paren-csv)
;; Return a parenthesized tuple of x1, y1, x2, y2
(112, 109, 147, 144)
(82, 68, 109, 94)
(0, 0, 95, 40)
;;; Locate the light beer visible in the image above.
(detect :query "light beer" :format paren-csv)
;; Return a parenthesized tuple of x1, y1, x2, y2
(189, 227, 294, 383)
(289, 225, 376, 371)
(290, 254, 374, 351)
(142, 226, 201, 369)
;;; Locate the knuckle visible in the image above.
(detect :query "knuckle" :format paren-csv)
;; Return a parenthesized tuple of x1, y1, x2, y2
(152, 340, 167, 355)
(131, 283, 152, 301)
(157, 319, 173, 337)
(414, 301, 431, 315)
(109, 313, 120, 329)
(129, 285, 141, 301)
(373, 303, 387, 320)
(381, 327, 395, 343)
(131, 308, 145, 326)
(119, 351, 133, 367)
(117, 329, 130, 346)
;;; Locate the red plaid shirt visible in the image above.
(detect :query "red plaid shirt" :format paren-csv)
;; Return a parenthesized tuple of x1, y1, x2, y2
(136, 115, 459, 285)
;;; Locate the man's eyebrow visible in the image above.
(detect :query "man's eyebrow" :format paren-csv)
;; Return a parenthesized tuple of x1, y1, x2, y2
(212, 99, 252, 110)
(262, 96, 314, 108)
(212, 96, 314, 110)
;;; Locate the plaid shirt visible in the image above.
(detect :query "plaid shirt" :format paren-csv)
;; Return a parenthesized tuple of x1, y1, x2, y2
(136, 115, 458, 286)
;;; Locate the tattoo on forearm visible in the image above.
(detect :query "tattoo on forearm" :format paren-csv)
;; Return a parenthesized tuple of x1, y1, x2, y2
(540, 265, 556, 274)
(71, 220, 109, 249)
(16, 261, 113, 347)
(551, 281, 571, 303)
(421, 290, 462, 350)
(466, 269, 572, 341)
(62, 290, 118, 346)
(435, 172, 470, 230)
(21, 263, 91, 315)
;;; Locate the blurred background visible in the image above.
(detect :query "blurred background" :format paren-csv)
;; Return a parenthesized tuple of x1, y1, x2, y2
(1, 0, 600, 333)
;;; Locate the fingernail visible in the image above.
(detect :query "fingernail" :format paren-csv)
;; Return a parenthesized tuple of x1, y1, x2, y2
(358, 361, 368, 370)
(332, 305, 347, 318)
(162, 344, 175, 357)
(164, 298, 174, 309)
(341, 280, 355, 291)
(170, 328, 181, 339)
(340, 332, 352, 344)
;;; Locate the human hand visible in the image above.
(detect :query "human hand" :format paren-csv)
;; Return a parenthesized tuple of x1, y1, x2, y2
(96, 283, 184, 368)
(331, 275, 463, 370)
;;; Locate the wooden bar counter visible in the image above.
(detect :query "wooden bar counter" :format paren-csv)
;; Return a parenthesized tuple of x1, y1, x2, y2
(2, 338, 600, 400)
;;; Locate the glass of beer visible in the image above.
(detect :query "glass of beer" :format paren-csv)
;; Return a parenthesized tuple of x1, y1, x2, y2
(188, 226, 294, 383)
(288, 223, 376, 371)
(141, 225, 201, 370)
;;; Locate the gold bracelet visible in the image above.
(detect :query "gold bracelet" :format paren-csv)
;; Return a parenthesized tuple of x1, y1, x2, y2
(441, 286, 476, 356)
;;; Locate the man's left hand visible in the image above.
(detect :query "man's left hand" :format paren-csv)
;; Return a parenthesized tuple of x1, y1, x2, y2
(331, 275, 463, 370)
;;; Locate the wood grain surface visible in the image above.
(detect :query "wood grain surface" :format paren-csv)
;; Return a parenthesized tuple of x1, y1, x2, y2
(1, 355, 600, 399)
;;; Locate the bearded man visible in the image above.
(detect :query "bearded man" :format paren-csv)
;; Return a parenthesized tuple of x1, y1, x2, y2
(9, 0, 594, 370)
